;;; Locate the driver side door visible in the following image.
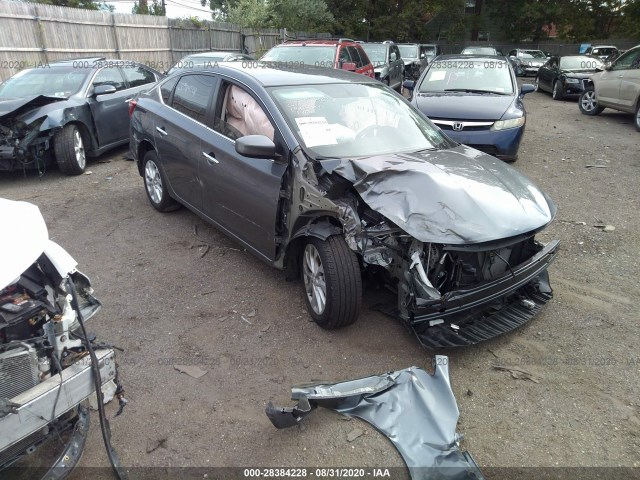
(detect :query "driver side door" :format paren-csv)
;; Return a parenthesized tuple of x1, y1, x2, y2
(88, 66, 129, 147)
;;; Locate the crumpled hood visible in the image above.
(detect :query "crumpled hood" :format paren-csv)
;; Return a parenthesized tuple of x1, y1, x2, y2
(321, 145, 555, 244)
(414, 93, 514, 120)
(0, 198, 49, 289)
(0, 95, 66, 122)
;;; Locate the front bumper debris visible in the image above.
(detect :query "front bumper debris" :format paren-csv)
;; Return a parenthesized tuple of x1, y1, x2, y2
(0, 348, 116, 453)
(266, 358, 485, 480)
(405, 240, 559, 348)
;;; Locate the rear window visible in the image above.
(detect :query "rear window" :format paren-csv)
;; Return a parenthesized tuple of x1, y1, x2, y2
(171, 74, 216, 124)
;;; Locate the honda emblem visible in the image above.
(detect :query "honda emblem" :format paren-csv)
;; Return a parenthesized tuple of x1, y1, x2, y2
(452, 122, 464, 131)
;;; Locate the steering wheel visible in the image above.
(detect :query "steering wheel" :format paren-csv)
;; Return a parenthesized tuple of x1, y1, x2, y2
(355, 125, 397, 140)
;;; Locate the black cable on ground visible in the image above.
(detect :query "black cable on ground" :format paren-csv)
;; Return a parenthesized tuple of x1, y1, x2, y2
(67, 279, 128, 480)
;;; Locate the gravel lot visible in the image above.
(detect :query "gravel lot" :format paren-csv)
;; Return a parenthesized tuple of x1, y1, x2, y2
(1, 80, 639, 479)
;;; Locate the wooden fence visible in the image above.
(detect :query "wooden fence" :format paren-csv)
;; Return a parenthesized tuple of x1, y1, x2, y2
(0, 0, 328, 80)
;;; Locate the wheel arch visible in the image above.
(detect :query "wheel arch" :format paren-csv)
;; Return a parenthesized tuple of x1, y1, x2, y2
(283, 215, 343, 281)
(136, 139, 155, 176)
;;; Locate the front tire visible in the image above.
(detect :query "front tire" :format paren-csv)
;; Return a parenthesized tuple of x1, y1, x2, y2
(579, 89, 605, 116)
(635, 102, 640, 132)
(143, 150, 179, 212)
(552, 80, 564, 100)
(302, 236, 361, 329)
(54, 124, 87, 175)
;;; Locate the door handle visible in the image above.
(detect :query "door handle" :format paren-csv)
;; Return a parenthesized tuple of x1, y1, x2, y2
(155, 126, 168, 136)
(616, 75, 623, 78)
(124, 98, 133, 103)
(202, 151, 219, 164)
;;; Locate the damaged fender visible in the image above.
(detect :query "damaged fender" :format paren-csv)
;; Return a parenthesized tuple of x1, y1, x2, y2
(266, 357, 485, 480)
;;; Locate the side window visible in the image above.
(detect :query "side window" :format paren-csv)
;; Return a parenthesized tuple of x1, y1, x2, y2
(122, 65, 156, 88)
(160, 76, 179, 104)
(93, 67, 126, 91)
(214, 83, 274, 141)
(338, 47, 352, 66)
(171, 74, 217, 124)
(347, 46, 364, 68)
(612, 49, 640, 70)
(392, 46, 401, 61)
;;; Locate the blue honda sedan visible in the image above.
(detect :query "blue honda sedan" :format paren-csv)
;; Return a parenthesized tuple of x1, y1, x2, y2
(405, 55, 535, 161)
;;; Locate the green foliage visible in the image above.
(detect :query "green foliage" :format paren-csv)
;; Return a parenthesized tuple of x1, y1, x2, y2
(226, 0, 333, 31)
(132, 0, 166, 16)
(26, 0, 106, 10)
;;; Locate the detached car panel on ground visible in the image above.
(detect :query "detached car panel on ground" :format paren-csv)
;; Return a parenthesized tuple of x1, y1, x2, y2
(130, 62, 559, 348)
(0, 198, 119, 474)
(0, 58, 161, 174)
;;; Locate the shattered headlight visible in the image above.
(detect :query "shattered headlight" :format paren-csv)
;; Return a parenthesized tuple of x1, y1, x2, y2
(491, 116, 525, 131)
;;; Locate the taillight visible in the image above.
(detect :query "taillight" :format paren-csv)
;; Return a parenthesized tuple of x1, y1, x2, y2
(128, 99, 137, 118)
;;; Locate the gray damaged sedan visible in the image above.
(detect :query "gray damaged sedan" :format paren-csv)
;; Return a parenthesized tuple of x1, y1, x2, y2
(130, 63, 560, 348)
(0, 58, 161, 175)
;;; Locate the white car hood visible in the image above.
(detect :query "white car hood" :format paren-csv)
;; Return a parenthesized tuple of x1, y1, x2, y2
(0, 198, 77, 289)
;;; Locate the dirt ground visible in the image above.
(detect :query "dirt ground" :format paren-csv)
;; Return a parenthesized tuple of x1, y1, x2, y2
(1, 81, 639, 479)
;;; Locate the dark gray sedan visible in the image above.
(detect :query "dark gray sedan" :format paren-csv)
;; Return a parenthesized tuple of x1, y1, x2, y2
(0, 58, 161, 174)
(129, 63, 559, 348)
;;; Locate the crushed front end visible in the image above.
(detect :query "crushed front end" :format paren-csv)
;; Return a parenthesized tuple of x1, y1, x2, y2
(308, 148, 560, 347)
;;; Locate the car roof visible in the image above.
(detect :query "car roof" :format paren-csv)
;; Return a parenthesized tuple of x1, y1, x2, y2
(590, 45, 617, 48)
(280, 39, 355, 46)
(436, 54, 507, 61)
(183, 61, 379, 87)
(185, 52, 243, 58)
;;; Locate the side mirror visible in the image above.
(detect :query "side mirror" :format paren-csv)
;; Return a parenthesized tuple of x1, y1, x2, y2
(235, 135, 278, 159)
(403, 79, 415, 90)
(520, 84, 536, 96)
(420, 53, 425, 59)
(93, 84, 116, 96)
(341, 62, 357, 72)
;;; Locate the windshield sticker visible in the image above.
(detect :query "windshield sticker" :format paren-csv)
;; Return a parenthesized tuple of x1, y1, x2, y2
(429, 71, 446, 81)
(295, 117, 338, 148)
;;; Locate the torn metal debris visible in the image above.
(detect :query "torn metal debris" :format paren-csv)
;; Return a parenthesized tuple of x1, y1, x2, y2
(266, 357, 485, 480)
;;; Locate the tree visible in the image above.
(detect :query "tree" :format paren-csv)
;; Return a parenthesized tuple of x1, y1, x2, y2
(226, 0, 333, 32)
(132, 0, 166, 15)
(27, 0, 113, 10)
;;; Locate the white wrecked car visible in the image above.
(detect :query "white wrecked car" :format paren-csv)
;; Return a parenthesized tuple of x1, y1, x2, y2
(0, 198, 123, 476)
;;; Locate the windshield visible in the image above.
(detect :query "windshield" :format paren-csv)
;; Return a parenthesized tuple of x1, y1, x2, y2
(592, 47, 616, 56)
(362, 44, 386, 63)
(560, 56, 603, 70)
(520, 50, 546, 59)
(461, 47, 496, 55)
(270, 83, 451, 158)
(0, 67, 88, 98)
(398, 45, 419, 59)
(261, 46, 336, 65)
(418, 59, 513, 94)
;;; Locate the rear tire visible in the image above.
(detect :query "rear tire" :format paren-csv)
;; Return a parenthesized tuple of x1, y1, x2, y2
(635, 102, 640, 132)
(143, 150, 179, 212)
(54, 124, 87, 175)
(302, 236, 361, 329)
(579, 89, 605, 116)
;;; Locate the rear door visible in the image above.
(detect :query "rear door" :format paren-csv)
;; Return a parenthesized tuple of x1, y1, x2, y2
(155, 74, 217, 210)
(199, 81, 288, 261)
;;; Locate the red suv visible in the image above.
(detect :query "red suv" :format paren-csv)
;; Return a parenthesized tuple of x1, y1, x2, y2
(260, 38, 374, 78)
